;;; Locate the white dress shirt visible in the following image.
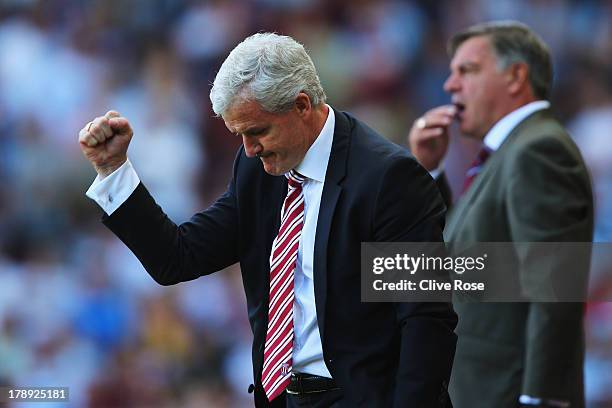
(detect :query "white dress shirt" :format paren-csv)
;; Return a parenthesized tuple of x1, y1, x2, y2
(86, 159, 140, 214)
(86, 106, 336, 378)
(482, 100, 550, 152)
(287, 106, 334, 377)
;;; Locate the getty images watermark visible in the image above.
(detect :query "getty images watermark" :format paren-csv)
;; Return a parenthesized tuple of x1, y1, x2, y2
(361, 242, 608, 302)
(372, 252, 487, 292)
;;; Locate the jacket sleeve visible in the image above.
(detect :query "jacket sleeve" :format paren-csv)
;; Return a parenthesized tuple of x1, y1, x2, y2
(506, 136, 593, 404)
(435, 172, 453, 211)
(102, 153, 242, 286)
(373, 155, 458, 407)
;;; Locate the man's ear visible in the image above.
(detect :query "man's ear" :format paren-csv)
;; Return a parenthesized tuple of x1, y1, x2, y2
(294, 92, 312, 116)
(507, 62, 530, 96)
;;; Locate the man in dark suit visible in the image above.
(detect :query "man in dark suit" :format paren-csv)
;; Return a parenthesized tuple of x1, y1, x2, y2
(79, 33, 457, 407)
(408, 22, 593, 408)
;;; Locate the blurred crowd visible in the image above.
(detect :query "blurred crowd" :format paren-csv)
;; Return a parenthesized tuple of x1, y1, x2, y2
(0, 0, 610, 406)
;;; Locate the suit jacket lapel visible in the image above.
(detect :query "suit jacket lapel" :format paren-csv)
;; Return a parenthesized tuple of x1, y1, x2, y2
(445, 149, 501, 240)
(313, 108, 349, 341)
(267, 176, 288, 246)
(445, 109, 551, 241)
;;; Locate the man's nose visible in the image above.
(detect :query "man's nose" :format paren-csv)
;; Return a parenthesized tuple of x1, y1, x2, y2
(443, 73, 459, 93)
(243, 136, 262, 158)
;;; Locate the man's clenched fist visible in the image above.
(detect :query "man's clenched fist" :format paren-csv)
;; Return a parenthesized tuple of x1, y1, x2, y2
(79, 110, 133, 178)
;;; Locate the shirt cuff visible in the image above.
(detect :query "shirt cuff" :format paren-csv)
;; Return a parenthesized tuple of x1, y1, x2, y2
(519, 395, 570, 407)
(85, 159, 140, 215)
(428, 161, 445, 179)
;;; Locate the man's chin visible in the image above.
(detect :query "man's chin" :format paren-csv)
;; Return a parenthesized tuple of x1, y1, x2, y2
(261, 159, 285, 176)
(459, 123, 479, 139)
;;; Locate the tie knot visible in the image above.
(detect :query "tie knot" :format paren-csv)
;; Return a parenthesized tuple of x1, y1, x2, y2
(461, 145, 493, 195)
(286, 170, 305, 188)
(475, 146, 492, 165)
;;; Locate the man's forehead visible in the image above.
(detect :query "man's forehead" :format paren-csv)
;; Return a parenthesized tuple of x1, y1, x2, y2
(223, 100, 269, 132)
(450, 36, 493, 68)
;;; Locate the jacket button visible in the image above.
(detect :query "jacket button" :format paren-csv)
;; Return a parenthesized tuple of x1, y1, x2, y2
(247, 384, 255, 393)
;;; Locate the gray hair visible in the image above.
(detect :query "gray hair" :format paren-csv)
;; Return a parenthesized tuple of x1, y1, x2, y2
(210, 33, 326, 116)
(448, 21, 553, 100)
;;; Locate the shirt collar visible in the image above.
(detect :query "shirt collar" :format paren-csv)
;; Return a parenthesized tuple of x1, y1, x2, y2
(483, 100, 550, 151)
(293, 105, 335, 183)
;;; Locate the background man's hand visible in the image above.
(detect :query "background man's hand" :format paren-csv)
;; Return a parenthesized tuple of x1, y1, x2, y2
(78, 110, 133, 178)
(408, 105, 456, 171)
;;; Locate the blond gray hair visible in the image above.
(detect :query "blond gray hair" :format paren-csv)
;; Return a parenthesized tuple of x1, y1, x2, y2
(210, 33, 326, 116)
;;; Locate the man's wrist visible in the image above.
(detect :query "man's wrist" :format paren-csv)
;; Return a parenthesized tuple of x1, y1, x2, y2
(86, 159, 139, 216)
(95, 159, 127, 179)
(428, 160, 445, 179)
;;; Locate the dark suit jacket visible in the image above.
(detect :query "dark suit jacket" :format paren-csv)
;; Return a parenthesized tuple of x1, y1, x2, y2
(441, 109, 593, 408)
(102, 109, 458, 407)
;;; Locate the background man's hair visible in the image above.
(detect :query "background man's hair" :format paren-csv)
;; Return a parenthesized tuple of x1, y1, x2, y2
(210, 33, 327, 116)
(448, 21, 553, 100)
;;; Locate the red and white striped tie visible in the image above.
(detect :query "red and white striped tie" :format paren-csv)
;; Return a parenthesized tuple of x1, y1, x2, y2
(262, 170, 305, 401)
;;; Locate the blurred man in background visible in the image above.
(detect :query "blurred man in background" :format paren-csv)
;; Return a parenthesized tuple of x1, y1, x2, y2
(79, 33, 457, 407)
(408, 21, 593, 408)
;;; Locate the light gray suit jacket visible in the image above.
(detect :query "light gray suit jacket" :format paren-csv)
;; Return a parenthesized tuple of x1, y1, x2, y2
(442, 109, 593, 408)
